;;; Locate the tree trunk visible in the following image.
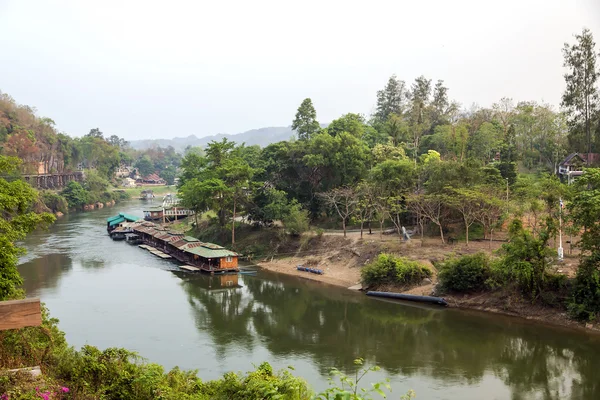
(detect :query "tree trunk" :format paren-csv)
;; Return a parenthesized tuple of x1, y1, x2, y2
(360, 220, 364, 239)
(438, 223, 445, 244)
(342, 218, 346, 238)
(379, 220, 384, 239)
(368, 220, 372, 235)
(232, 198, 236, 246)
(465, 218, 469, 247)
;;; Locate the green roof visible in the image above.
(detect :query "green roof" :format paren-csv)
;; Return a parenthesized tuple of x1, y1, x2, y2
(184, 245, 237, 259)
(108, 217, 125, 226)
(107, 213, 140, 223)
(120, 213, 140, 222)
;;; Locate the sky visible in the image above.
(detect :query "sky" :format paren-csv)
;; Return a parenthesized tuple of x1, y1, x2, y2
(1, 0, 599, 141)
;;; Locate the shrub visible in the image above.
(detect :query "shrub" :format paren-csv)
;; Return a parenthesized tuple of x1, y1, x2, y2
(567, 254, 600, 321)
(361, 254, 431, 287)
(437, 253, 491, 293)
(41, 191, 69, 214)
(283, 203, 310, 236)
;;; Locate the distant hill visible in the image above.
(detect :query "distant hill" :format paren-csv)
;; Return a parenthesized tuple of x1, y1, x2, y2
(129, 126, 298, 152)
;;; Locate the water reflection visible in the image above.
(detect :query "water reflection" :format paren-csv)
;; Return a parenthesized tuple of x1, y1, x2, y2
(18, 253, 73, 295)
(175, 270, 600, 399)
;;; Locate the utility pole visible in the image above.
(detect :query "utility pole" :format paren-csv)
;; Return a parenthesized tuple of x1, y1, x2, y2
(558, 198, 564, 261)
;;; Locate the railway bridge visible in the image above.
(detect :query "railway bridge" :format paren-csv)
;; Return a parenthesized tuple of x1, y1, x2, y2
(21, 171, 84, 189)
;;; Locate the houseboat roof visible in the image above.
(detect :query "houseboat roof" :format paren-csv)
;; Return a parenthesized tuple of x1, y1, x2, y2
(130, 221, 238, 259)
(107, 213, 140, 227)
(183, 242, 238, 258)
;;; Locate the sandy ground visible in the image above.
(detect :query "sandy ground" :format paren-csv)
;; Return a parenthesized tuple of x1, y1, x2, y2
(257, 256, 362, 288)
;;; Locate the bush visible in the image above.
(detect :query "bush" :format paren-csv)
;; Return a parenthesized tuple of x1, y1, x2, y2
(567, 254, 600, 321)
(41, 191, 69, 214)
(60, 181, 89, 209)
(361, 254, 431, 287)
(437, 253, 491, 293)
(283, 203, 310, 236)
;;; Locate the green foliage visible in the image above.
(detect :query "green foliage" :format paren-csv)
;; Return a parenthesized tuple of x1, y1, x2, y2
(40, 191, 69, 214)
(135, 155, 155, 177)
(361, 254, 431, 287)
(561, 28, 599, 153)
(0, 156, 55, 300)
(292, 98, 321, 140)
(437, 253, 492, 292)
(567, 168, 600, 320)
(83, 169, 110, 192)
(567, 254, 600, 321)
(315, 358, 413, 400)
(160, 165, 177, 185)
(283, 203, 310, 236)
(60, 181, 88, 209)
(569, 168, 600, 253)
(496, 219, 555, 300)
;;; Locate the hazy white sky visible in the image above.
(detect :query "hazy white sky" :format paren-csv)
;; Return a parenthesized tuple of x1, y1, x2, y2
(1, 0, 599, 140)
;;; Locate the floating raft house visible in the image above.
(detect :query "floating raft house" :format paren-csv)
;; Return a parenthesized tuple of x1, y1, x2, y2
(128, 220, 239, 273)
(107, 213, 140, 233)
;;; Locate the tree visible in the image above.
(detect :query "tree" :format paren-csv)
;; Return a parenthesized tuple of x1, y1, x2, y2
(84, 170, 109, 192)
(375, 75, 408, 123)
(562, 28, 599, 159)
(448, 188, 485, 246)
(326, 113, 366, 138)
(86, 128, 104, 139)
(292, 98, 320, 140)
(283, 203, 310, 236)
(408, 193, 449, 244)
(476, 188, 505, 247)
(61, 181, 88, 209)
(0, 156, 55, 300)
(384, 113, 409, 146)
(407, 76, 432, 160)
(135, 155, 154, 177)
(159, 165, 177, 185)
(179, 178, 228, 227)
(355, 182, 376, 238)
(221, 156, 254, 245)
(319, 187, 358, 237)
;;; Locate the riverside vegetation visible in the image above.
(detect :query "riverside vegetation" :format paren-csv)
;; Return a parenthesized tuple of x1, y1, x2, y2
(0, 155, 414, 399)
(1, 26, 600, 397)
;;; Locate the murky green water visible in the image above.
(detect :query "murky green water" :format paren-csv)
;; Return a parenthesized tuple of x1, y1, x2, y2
(17, 201, 600, 399)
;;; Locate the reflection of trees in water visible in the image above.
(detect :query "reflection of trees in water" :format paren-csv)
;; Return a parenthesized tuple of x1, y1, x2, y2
(18, 253, 73, 294)
(178, 273, 600, 399)
(178, 274, 255, 359)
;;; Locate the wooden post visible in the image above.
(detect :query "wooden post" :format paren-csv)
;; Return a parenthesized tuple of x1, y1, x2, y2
(0, 298, 42, 331)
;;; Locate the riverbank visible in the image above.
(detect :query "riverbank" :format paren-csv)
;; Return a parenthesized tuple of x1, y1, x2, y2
(257, 234, 600, 334)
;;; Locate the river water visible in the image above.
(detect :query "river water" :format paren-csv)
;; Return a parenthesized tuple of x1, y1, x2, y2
(17, 201, 600, 399)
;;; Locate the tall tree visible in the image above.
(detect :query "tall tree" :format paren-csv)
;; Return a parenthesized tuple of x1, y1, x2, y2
(562, 28, 599, 160)
(375, 75, 408, 122)
(408, 76, 432, 161)
(292, 98, 320, 140)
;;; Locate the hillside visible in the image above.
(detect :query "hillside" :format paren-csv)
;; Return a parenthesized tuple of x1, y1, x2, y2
(129, 126, 297, 152)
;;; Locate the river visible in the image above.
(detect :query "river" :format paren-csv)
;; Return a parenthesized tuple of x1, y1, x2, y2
(17, 200, 600, 399)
